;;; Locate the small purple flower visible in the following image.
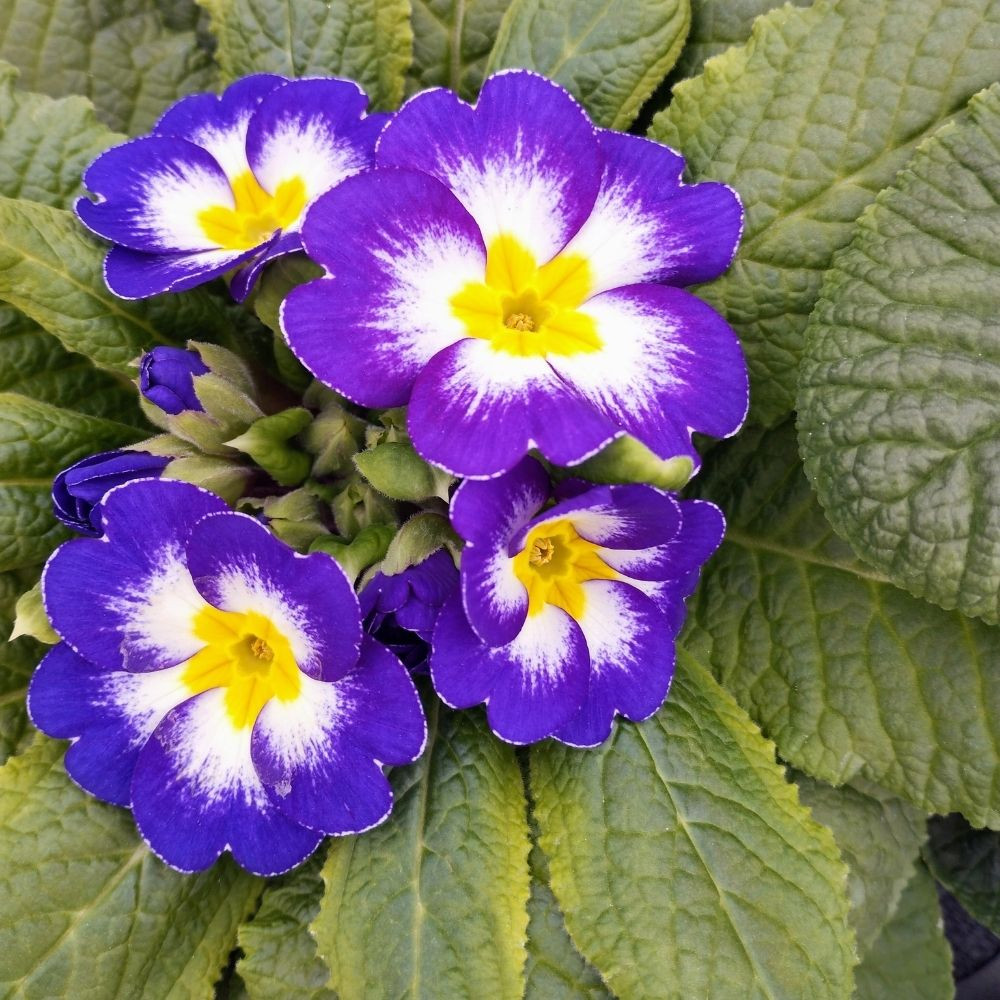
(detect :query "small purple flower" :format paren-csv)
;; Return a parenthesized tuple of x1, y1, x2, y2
(431, 457, 724, 746)
(284, 70, 748, 478)
(77, 75, 387, 301)
(52, 450, 170, 537)
(360, 549, 459, 670)
(30, 479, 425, 876)
(139, 346, 209, 414)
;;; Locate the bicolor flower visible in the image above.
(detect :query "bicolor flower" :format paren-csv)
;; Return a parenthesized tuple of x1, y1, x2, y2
(29, 479, 425, 875)
(52, 450, 170, 537)
(431, 458, 724, 745)
(140, 346, 209, 414)
(360, 549, 459, 670)
(284, 70, 748, 478)
(77, 75, 387, 301)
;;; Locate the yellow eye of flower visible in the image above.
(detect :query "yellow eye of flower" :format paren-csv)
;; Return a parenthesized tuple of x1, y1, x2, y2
(198, 170, 307, 250)
(450, 234, 602, 358)
(182, 606, 301, 729)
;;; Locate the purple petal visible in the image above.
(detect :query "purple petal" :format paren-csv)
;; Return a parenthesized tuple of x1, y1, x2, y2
(251, 638, 425, 835)
(284, 168, 485, 407)
(550, 283, 749, 466)
(185, 511, 362, 681)
(554, 581, 674, 747)
(229, 231, 302, 301)
(407, 337, 618, 476)
(43, 480, 226, 672)
(378, 70, 601, 264)
(102, 244, 257, 300)
(131, 689, 322, 875)
(77, 137, 236, 253)
(560, 130, 743, 294)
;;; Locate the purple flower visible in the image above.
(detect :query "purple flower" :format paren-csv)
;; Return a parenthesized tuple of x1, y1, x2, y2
(29, 479, 425, 875)
(283, 70, 748, 478)
(139, 346, 209, 414)
(76, 75, 388, 301)
(430, 458, 724, 746)
(52, 450, 170, 537)
(360, 549, 459, 670)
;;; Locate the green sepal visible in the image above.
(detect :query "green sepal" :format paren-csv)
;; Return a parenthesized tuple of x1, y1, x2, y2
(243, 489, 331, 553)
(568, 435, 694, 491)
(381, 512, 461, 576)
(227, 408, 313, 487)
(253, 255, 323, 334)
(301, 392, 367, 477)
(354, 441, 453, 503)
(10, 581, 56, 645)
(331, 477, 399, 539)
(310, 524, 396, 583)
(163, 455, 254, 505)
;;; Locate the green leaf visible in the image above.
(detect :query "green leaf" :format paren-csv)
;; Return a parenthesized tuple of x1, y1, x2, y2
(524, 840, 610, 1000)
(227, 407, 312, 487)
(924, 814, 1000, 936)
(569, 434, 693, 491)
(795, 775, 924, 957)
(651, 0, 1000, 426)
(673, 0, 811, 80)
(0, 61, 120, 208)
(0, 565, 43, 765)
(380, 512, 460, 575)
(313, 702, 531, 1000)
(0, 197, 234, 375)
(0, 736, 262, 999)
(853, 865, 953, 1000)
(532, 652, 855, 1000)
(237, 849, 334, 1000)
(688, 420, 1000, 826)
(0, 393, 141, 571)
(200, 0, 412, 110)
(407, 0, 511, 99)
(354, 441, 450, 503)
(798, 84, 1000, 626)
(253, 255, 323, 336)
(487, 0, 690, 129)
(0, 306, 142, 425)
(0, 0, 216, 135)
(10, 581, 57, 646)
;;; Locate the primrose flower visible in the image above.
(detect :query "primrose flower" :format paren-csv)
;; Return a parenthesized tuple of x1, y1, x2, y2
(431, 458, 724, 745)
(52, 449, 170, 536)
(284, 70, 748, 478)
(139, 346, 209, 414)
(77, 75, 387, 301)
(29, 479, 425, 875)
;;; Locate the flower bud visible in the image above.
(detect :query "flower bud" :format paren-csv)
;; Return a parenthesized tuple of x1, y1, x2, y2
(52, 449, 170, 537)
(138, 346, 209, 415)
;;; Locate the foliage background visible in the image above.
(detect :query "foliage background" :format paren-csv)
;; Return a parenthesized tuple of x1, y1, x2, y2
(0, 0, 998, 997)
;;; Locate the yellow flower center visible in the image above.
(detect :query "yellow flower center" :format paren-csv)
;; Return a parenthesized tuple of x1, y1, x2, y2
(512, 518, 618, 619)
(198, 170, 307, 250)
(182, 605, 302, 729)
(450, 234, 602, 357)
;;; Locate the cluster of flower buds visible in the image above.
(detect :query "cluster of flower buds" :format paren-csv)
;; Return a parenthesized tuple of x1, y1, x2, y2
(25, 70, 748, 876)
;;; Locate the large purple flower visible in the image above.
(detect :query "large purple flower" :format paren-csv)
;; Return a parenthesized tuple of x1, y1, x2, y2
(283, 70, 748, 478)
(431, 458, 724, 745)
(29, 479, 425, 875)
(77, 75, 387, 301)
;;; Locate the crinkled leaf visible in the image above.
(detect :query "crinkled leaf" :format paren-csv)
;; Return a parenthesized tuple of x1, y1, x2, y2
(925, 814, 1000, 937)
(0, 393, 141, 572)
(531, 652, 855, 1000)
(199, 0, 412, 110)
(651, 0, 1000, 426)
(0, 0, 216, 135)
(524, 840, 610, 1000)
(407, 0, 511, 99)
(486, 0, 690, 129)
(795, 775, 924, 957)
(0, 736, 262, 998)
(313, 702, 530, 1000)
(798, 84, 1000, 625)
(0, 307, 142, 425)
(853, 865, 953, 1000)
(0, 565, 42, 765)
(237, 849, 334, 1000)
(673, 0, 811, 79)
(0, 197, 234, 374)
(0, 62, 120, 208)
(688, 420, 1000, 827)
